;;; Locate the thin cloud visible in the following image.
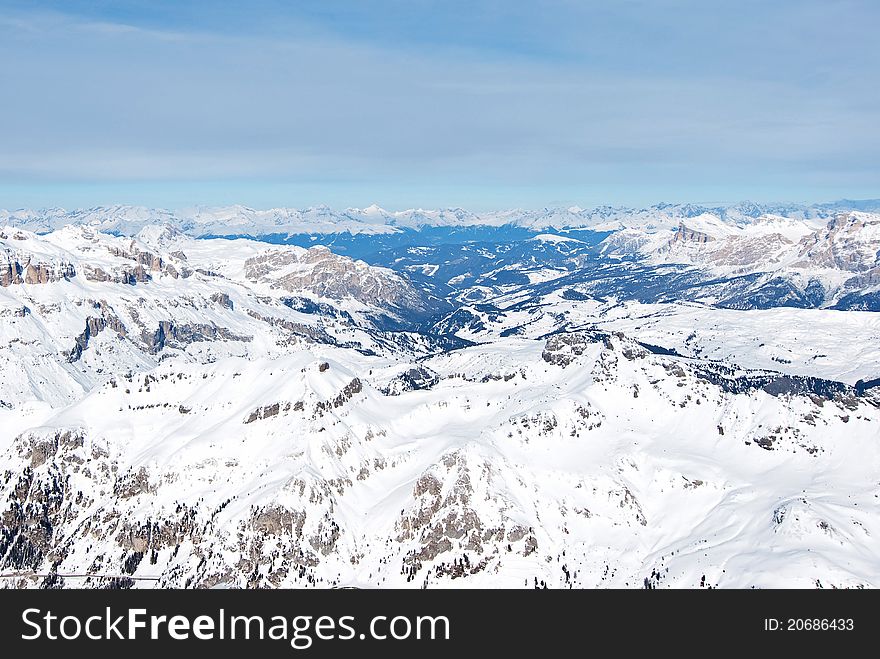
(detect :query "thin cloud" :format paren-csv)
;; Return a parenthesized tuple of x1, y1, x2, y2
(0, 2, 877, 207)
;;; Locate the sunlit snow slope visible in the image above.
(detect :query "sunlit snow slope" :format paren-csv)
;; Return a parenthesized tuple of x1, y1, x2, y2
(1, 218, 878, 589)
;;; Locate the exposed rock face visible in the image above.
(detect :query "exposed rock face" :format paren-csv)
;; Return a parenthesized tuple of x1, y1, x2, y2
(107, 242, 163, 271)
(0, 426, 345, 588)
(0, 260, 22, 286)
(209, 292, 234, 309)
(102, 241, 182, 283)
(542, 330, 611, 367)
(83, 265, 112, 282)
(121, 264, 152, 284)
(395, 451, 537, 582)
(0, 304, 30, 318)
(660, 222, 800, 272)
(0, 430, 88, 572)
(383, 366, 440, 395)
(251, 505, 305, 537)
(1, 257, 75, 286)
(67, 308, 128, 362)
(699, 234, 793, 268)
(672, 223, 715, 244)
(85, 262, 179, 284)
(244, 401, 294, 424)
(843, 267, 880, 289)
(795, 213, 880, 272)
(599, 210, 880, 309)
(314, 378, 362, 414)
(245, 309, 337, 344)
(114, 467, 154, 499)
(244, 247, 427, 312)
(142, 321, 252, 353)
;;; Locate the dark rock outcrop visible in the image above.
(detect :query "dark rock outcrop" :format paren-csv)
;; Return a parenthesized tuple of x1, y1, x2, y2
(142, 321, 252, 353)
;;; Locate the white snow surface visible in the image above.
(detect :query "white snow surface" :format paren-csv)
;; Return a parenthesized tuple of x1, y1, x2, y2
(0, 224, 879, 589)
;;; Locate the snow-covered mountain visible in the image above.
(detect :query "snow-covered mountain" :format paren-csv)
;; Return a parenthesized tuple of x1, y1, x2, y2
(4, 199, 879, 237)
(0, 226, 447, 408)
(598, 211, 880, 310)
(5, 201, 880, 312)
(2, 206, 879, 589)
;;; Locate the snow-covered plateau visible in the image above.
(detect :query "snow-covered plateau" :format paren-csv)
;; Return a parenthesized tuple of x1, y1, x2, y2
(1, 202, 879, 588)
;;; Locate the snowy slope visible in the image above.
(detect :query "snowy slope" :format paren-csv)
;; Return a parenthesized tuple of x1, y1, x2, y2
(3, 331, 878, 589)
(1, 221, 879, 590)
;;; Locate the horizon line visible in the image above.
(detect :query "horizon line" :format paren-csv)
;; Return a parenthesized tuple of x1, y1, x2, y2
(3, 196, 880, 216)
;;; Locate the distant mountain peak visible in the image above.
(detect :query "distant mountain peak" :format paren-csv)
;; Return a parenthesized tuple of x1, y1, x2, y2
(2, 199, 879, 237)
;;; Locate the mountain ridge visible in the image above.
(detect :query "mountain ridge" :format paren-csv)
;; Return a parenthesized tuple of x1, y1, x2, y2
(4, 199, 880, 237)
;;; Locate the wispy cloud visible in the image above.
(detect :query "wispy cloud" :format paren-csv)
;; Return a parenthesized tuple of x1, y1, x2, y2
(0, 1, 877, 208)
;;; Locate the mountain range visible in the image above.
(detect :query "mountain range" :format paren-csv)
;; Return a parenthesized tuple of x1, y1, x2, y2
(1, 199, 879, 588)
(4, 199, 880, 235)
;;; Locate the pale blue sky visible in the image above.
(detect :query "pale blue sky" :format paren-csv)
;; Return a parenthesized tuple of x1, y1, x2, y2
(0, 1, 877, 210)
